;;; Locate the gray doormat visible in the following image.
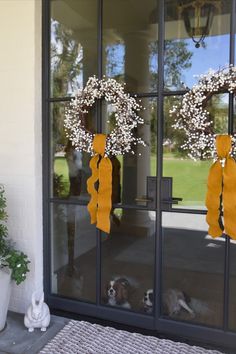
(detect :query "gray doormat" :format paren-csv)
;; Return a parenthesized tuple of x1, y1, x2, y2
(39, 320, 223, 354)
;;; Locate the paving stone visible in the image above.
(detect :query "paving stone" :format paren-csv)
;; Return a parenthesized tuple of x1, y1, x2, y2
(0, 311, 69, 354)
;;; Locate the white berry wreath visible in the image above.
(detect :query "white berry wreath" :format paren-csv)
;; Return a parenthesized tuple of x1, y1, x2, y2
(64, 76, 145, 157)
(171, 66, 236, 160)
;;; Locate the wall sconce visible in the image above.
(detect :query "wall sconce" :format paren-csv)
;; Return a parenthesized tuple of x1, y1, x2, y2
(179, 0, 221, 48)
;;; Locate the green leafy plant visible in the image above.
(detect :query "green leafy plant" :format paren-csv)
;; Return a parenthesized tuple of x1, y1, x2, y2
(0, 185, 30, 285)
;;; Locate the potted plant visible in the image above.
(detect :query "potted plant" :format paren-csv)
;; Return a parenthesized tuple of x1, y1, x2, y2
(0, 185, 30, 331)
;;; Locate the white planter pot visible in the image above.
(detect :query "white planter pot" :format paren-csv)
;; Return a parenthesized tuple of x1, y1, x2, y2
(0, 268, 11, 331)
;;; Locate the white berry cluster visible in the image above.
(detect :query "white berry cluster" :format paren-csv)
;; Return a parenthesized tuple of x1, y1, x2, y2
(171, 66, 236, 160)
(64, 76, 145, 157)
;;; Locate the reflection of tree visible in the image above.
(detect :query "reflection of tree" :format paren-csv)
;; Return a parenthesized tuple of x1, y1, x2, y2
(207, 95, 228, 134)
(165, 94, 229, 157)
(150, 40, 193, 90)
(105, 40, 193, 155)
(106, 39, 193, 92)
(53, 104, 67, 149)
(51, 20, 82, 97)
(51, 19, 83, 154)
(164, 97, 187, 156)
(51, 21, 84, 273)
(164, 40, 193, 89)
(150, 102, 157, 155)
(51, 20, 84, 196)
(105, 43, 125, 81)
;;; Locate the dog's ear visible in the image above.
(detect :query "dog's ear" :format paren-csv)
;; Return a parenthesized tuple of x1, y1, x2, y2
(116, 282, 128, 305)
(102, 282, 109, 304)
(121, 279, 129, 287)
(183, 291, 191, 304)
(115, 283, 123, 305)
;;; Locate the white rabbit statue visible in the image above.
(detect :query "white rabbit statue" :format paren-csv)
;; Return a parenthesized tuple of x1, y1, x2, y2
(24, 291, 50, 332)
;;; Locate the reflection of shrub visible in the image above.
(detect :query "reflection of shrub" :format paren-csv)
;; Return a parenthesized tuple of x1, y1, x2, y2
(173, 131, 189, 158)
(53, 173, 65, 197)
(151, 109, 157, 154)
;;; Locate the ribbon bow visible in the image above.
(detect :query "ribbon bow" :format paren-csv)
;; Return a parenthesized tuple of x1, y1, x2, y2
(206, 135, 236, 240)
(87, 134, 112, 233)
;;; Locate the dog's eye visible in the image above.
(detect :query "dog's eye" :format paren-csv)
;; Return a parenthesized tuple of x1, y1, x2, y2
(144, 292, 147, 296)
(149, 293, 154, 302)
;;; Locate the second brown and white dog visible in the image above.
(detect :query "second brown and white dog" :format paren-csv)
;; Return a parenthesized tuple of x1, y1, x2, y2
(163, 288, 195, 317)
(143, 289, 154, 314)
(104, 278, 131, 309)
(142, 288, 195, 317)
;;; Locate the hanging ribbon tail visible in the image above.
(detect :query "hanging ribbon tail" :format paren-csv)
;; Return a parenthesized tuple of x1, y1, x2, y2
(223, 157, 236, 240)
(97, 157, 112, 234)
(87, 134, 113, 233)
(205, 160, 223, 238)
(87, 155, 100, 225)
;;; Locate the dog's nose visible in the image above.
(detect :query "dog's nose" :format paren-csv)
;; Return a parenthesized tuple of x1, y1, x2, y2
(109, 289, 114, 294)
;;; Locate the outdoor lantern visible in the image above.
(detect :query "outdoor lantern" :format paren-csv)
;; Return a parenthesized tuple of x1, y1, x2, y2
(179, 0, 221, 48)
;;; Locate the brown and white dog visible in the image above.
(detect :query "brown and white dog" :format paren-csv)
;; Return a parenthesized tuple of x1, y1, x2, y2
(142, 289, 154, 314)
(142, 288, 195, 317)
(163, 288, 195, 317)
(104, 278, 131, 309)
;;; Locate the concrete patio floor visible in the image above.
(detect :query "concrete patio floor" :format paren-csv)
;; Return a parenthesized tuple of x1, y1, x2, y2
(0, 312, 69, 354)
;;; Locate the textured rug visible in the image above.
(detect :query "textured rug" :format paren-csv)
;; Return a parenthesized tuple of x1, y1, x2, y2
(39, 320, 223, 354)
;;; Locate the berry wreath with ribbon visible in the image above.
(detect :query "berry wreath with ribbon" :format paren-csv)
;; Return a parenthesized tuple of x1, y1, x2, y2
(171, 66, 236, 240)
(64, 76, 145, 234)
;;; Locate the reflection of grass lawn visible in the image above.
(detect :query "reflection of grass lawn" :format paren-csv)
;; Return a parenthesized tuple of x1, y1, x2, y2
(54, 157, 70, 196)
(55, 157, 69, 179)
(54, 155, 211, 206)
(163, 155, 211, 206)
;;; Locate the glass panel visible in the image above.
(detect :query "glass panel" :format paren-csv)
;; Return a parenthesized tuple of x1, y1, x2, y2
(102, 98, 157, 207)
(235, 2, 236, 66)
(229, 239, 236, 331)
(162, 212, 224, 327)
(101, 208, 156, 314)
(163, 94, 229, 209)
(51, 102, 96, 200)
(164, 0, 231, 91)
(51, 0, 98, 97)
(234, 95, 236, 130)
(103, 0, 158, 93)
(51, 204, 97, 302)
(206, 93, 229, 134)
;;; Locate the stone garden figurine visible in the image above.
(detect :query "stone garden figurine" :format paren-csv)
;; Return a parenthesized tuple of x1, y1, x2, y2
(24, 291, 50, 332)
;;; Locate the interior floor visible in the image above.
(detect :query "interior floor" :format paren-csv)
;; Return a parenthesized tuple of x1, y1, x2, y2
(54, 223, 236, 331)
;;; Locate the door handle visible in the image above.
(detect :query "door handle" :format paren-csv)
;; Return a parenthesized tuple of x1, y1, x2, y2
(172, 197, 183, 202)
(135, 196, 153, 203)
(162, 197, 183, 205)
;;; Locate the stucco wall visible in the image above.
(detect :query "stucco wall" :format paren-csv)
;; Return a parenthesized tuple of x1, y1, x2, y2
(0, 0, 42, 313)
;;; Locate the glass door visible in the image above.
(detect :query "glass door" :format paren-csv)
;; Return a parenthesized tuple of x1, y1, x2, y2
(156, 1, 236, 348)
(43, 0, 236, 348)
(100, 0, 158, 316)
(45, 0, 158, 329)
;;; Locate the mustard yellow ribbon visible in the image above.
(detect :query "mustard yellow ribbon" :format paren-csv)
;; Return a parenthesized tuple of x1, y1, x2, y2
(87, 134, 112, 233)
(206, 135, 236, 240)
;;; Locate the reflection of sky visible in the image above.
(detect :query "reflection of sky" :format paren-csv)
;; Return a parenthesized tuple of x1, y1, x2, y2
(150, 48, 158, 74)
(183, 34, 229, 88)
(105, 34, 229, 89)
(106, 43, 125, 77)
(52, 17, 230, 92)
